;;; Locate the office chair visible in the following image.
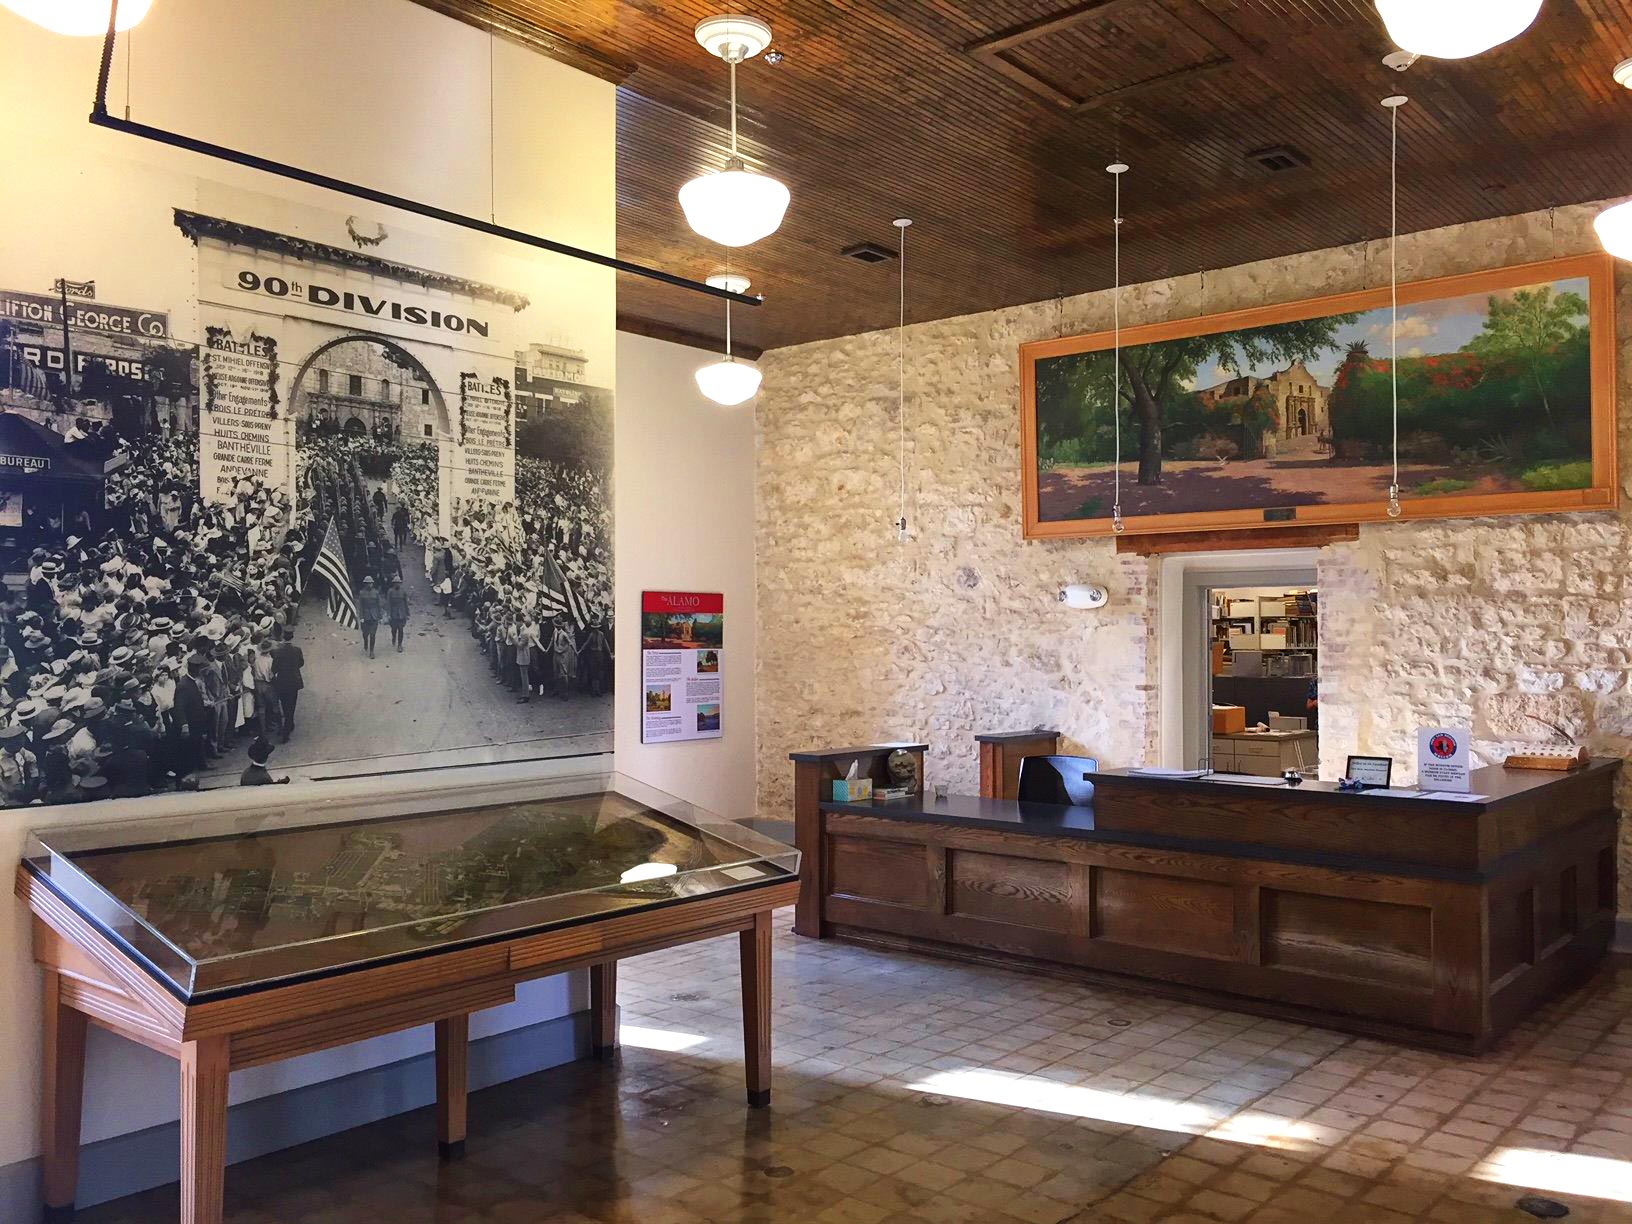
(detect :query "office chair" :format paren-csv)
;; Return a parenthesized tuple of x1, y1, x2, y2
(1015, 754, 1098, 806)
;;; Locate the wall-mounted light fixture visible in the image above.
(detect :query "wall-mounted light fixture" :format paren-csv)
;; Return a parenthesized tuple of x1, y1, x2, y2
(1059, 584, 1109, 610)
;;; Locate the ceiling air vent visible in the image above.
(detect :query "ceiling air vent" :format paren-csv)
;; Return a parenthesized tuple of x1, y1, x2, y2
(1246, 144, 1311, 172)
(840, 241, 898, 263)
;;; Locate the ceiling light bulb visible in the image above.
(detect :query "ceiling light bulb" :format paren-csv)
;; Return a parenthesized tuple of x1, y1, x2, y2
(1374, 0, 1541, 59)
(679, 159, 791, 248)
(695, 356, 762, 406)
(1615, 57, 1632, 89)
(0, 0, 152, 34)
(1594, 200, 1632, 260)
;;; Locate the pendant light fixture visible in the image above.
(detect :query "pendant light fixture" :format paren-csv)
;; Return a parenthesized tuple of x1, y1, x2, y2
(1107, 162, 1128, 535)
(1595, 63, 1632, 259)
(679, 15, 791, 248)
(1594, 199, 1632, 260)
(1383, 95, 1408, 520)
(893, 217, 912, 542)
(0, 0, 150, 34)
(1374, 0, 1541, 60)
(695, 272, 762, 406)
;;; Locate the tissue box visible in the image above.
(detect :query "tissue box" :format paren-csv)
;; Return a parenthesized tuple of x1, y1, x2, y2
(832, 776, 874, 802)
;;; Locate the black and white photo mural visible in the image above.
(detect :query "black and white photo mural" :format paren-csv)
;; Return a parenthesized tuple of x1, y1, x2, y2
(0, 184, 615, 808)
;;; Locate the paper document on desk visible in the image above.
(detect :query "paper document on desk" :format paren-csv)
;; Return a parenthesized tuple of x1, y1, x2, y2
(1129, 768, 1209, 779)
(1421, 791, 1488, 802)
(1201, 773, 1290, 787)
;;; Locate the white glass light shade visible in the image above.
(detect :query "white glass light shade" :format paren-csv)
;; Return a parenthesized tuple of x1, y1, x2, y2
(0, 0, 152, 34)
(1594, 200, 1632, 260)
(1375, 0, 1541, 59)
(679, 165, 790, 247)
(694, 357, 762, 406)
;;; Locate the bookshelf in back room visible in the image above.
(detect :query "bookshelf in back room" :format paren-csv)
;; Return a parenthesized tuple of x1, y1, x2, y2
(1209, 586, 1318, 776)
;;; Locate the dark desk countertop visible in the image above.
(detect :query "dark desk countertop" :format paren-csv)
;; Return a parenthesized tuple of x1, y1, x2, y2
(789, 743, 928, 763)
(1089, 759, 1620, 812)
(818, 765, 1618, 884)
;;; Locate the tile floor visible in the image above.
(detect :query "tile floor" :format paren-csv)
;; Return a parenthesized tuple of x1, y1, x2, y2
(81, 915, 1632, 1223)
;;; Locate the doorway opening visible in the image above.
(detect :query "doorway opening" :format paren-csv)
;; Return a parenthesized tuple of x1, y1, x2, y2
(1206, 584, 1318, 776)
(1170, 556, 1318, 771)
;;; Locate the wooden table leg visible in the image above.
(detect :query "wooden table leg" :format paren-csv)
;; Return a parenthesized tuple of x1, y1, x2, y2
(740, 910, 772, 1108)
(42, 972, 88, 1223)
(589, 961, 618, 1062)
(434, 1014, 469, 1160)
(178, 1036, 230, 1224)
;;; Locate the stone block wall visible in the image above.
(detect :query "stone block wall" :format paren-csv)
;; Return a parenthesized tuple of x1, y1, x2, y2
(755, 200, 1632, 913)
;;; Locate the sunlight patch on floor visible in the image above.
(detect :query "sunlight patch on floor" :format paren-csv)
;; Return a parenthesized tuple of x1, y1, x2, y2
(619, 1025, 709, 1052)
(1473, 1148, 1632, 1204)
(907, 1068, 1219, 1132)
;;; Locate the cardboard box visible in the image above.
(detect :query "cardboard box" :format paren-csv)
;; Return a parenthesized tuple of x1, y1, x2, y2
(1211, 704, 1247, 734)
(1259, 632, 1287, 650)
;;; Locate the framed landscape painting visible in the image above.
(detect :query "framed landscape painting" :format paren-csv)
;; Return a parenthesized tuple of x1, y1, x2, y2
(1020, 254, 1618, 539)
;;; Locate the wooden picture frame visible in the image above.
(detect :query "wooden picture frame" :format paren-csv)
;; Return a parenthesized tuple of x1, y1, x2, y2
(1021, 254, 1618, 539)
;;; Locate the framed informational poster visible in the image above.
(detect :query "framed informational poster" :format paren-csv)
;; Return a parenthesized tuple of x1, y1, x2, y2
(641, 592, 724, 744)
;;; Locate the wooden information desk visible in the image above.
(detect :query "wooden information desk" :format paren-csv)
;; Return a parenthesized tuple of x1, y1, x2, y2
(792, 744, 1618, 1053)
(16, 773, 799, 1224)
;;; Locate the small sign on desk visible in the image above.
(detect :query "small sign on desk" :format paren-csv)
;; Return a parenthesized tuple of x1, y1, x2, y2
(1418, 726, 1471, 792)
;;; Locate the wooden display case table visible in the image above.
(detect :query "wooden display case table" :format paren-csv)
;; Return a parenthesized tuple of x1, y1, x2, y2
(16, 773, 798, 1224)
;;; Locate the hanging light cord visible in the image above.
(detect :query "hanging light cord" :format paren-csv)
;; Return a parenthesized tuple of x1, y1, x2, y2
(1110, 164, 1126, 534)
(898, 221, 908, 540)
(1386, 97, 1405, 519)
(489, 19, 496, 225)
(729, 54, 740, 162)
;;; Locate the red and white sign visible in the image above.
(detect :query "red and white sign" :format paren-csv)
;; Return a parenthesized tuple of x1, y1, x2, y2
(640, 591, 724, 744)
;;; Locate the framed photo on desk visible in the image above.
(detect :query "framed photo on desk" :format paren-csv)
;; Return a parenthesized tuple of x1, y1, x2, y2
(1345, 755, 1394, 788)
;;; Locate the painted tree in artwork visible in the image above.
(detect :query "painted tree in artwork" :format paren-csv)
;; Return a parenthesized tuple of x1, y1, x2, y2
(1466, 286, 1588, 422)
(1115, 317, 1356, 484)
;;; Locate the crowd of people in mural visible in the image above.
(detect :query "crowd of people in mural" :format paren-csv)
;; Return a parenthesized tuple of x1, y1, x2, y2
(0, 429, 311, 807)
(380, 440, 614, 703)
(0, 400, 615, 807)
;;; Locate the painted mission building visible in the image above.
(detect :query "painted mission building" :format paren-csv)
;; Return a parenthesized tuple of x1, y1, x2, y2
(1195, 359, 1331, 453)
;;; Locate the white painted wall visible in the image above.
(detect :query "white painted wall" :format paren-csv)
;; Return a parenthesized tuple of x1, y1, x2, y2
(0, 0, 614, 1170)
(613, 333, 759, 820)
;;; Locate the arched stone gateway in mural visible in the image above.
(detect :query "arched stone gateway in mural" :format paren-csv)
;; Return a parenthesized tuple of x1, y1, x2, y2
(288, 333, 452, 443)
(175, 209, 526, 528)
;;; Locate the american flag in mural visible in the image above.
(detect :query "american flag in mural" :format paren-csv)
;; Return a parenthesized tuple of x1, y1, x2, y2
(312, 517, 358, 629)
(535, 549, 587, 630)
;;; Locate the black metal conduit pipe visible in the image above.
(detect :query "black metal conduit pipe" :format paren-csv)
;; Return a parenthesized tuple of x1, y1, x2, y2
(89, 0, 760, 309)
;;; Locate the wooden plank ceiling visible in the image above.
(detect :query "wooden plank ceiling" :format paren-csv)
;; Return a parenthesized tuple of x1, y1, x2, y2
(417, 0, 1632, 354)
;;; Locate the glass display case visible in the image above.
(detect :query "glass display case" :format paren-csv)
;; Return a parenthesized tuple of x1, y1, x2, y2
(22, 770, 798, 1000)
